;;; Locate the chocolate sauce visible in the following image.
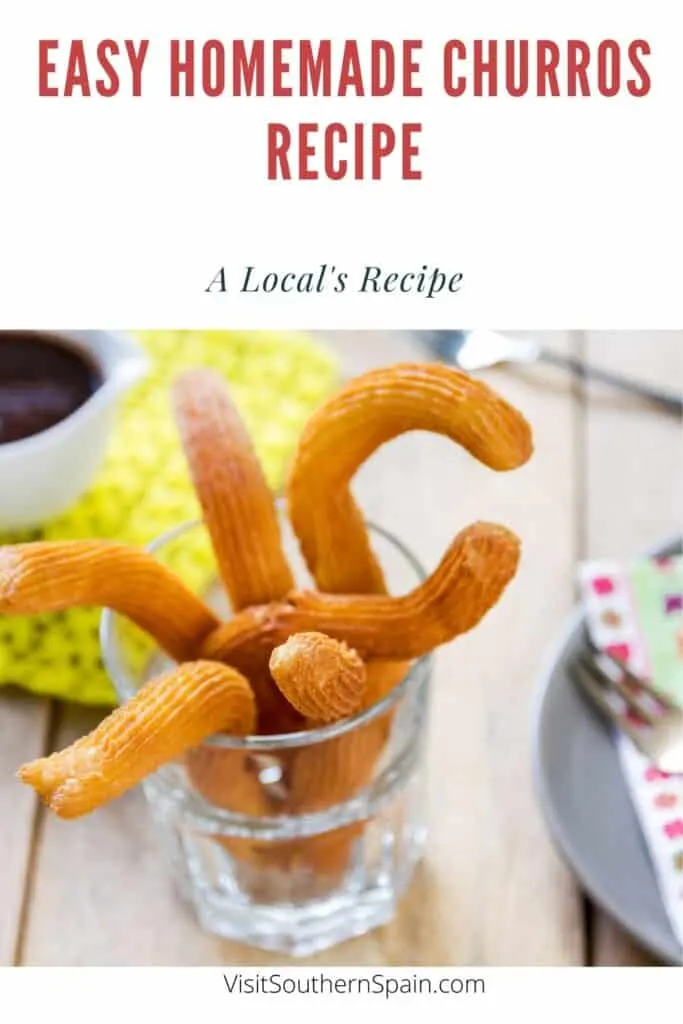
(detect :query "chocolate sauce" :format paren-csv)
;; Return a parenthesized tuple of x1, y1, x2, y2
(0, 332, 101, 444)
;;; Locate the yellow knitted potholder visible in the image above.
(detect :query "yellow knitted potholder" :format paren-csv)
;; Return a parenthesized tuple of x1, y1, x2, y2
(0, 331, 339, 706)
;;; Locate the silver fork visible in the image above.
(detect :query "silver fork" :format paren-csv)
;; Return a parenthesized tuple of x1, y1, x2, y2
(573, 641, 683, 773)
(421, 330, 683, 417)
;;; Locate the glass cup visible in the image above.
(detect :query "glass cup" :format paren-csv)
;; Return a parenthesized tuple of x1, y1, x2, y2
(100, 516, 433, 956)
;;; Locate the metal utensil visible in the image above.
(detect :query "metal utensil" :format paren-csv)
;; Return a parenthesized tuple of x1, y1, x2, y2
(573, 641, 683, 772)
(422, 330, 683, 417)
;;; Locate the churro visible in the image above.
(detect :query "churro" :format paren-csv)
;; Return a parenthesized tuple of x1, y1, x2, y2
(287, 716, 386, 813)
(173, 368, 299, 733)
(0, 541, 219, 663)
(17, 661, 256, 819)
(201, 521, 521, 664)
(270, 632, 367, 723)
(362, 660, 412, 710)
(7, 353, 532, 889)
(280, 363, 529, 856)
(186, 746, 292, 868)
(173, 369, 294, 610)
(186, 748, 275, 811)
(287, 362, 532, 595)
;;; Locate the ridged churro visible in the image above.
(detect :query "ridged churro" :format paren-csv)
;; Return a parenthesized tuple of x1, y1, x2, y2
(188, 633, 304, 736)
(201, 521, 521, 665)
(287, 362, 532, 595)
(281, 363, 529, 851)
(201, 518, 518, 846)
(173, 369, 294, 610)
(7, 353, 532, 884)
(17, 661, 256, 819)
(270, 632, 367, 723)
(287, 715, 387, 814)
(0, 541, 219, 663)
(173, 368, 299, 734)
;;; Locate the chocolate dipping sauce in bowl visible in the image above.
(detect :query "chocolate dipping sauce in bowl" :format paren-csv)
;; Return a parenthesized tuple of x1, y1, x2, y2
(0, 330, 149, 529)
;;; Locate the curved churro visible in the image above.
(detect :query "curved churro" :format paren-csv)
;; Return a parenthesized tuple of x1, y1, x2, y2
(187, 746, 292, 869)
(288, 718, 385, 814)
(188, 748, 287, 812)
(173, 368, 294, 610)
(269, 632, 367, 723)
(362, 661, 411, 709)
(201, 521, 521, 664)
(287, 362, 532, 595)
(276, 639, 396, 849)
(0, 541, 219, 663)
(17, 661, 256, 819)
(184, 631, 304, 736)
(273, 822, 368, 879)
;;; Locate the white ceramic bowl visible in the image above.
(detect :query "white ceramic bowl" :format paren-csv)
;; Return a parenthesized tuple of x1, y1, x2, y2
(0, 330, 149, 530)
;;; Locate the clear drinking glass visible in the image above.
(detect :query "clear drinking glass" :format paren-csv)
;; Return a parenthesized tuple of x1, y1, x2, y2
(100, 515, 433, 956)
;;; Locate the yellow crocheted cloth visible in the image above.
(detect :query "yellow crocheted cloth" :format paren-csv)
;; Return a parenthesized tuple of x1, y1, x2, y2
(0, 331, 339, 706)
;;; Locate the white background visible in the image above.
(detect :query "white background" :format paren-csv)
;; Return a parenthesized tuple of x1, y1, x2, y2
(0, 967, 681, 1020)
(0, 0, 681, 328)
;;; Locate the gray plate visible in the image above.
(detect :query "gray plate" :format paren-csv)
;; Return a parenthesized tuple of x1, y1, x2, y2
(532, 537, 683, 966)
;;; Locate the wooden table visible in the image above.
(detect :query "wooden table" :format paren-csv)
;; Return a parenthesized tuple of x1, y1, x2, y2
(2, 331, 682, 966)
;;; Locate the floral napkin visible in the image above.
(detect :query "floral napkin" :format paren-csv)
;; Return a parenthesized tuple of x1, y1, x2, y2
(578, 554, 683, 950)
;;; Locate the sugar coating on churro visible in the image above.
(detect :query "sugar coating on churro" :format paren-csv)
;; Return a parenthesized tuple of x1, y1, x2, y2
(269, 632, 367, 723)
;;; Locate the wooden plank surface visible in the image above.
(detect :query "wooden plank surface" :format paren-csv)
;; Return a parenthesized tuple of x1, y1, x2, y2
(15, 330, 584, 965)
(582, 331, 683, 966)
(0, 691, 51, 966)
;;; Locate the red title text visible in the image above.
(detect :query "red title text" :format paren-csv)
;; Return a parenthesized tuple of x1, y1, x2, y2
(37, 38, 653, 181)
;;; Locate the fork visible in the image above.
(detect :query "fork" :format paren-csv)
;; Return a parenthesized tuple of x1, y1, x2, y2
(421, 330, 683, 417)
(573, 641, 683, 773)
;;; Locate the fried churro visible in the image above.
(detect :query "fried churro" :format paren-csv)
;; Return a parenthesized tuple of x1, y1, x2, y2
(7, 353, 532, 878)
(186, 745, 293, 868)
(270, 632, 367, 723)
(287, 718, 386, 813)
(201, 518, 518, 841)
(186, 747, 273, 811)
(17, 661, 256, 819)
(173, 368, 299, 734)
(0, 541, 219, 663)
(362, 660, 411, 709)
(275, 638, 396, 864)
(202, 521, 521, 664)
(173, 369, 294, 610)
(272, 822, 368, 878)
(287, 362, 532, 595)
